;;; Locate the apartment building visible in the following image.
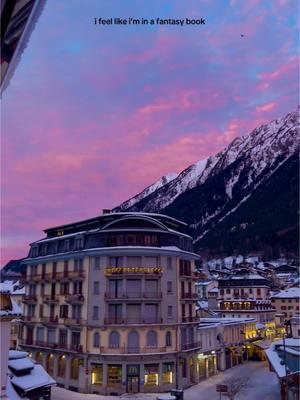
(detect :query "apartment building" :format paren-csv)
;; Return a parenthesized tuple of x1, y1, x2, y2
(19, 212, 200, 394)
(218, 274, 275, 326)
(270, 287, 300, 320)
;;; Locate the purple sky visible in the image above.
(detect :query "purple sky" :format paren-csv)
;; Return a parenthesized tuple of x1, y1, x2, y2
(1, 0, 298, 265)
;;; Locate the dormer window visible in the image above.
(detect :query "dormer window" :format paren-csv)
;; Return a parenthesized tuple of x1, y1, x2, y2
(31, 246, 38, 257)
(65, 240, 70, 252)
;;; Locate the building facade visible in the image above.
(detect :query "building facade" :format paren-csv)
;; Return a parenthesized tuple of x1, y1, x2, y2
(19, 212, 201, 394)
(217, 274, 275, 325)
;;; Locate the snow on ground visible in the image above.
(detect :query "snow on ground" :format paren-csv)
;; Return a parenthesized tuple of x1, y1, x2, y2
(52, 362, 279, 400)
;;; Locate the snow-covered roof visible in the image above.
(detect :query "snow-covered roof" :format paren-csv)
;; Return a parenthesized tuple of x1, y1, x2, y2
(8, 351, 56, 394)
(1, 280, 25, 295)
(265, 338, 300, 378)
(0, 297, 23, 317)
(271, 287, 300, 299)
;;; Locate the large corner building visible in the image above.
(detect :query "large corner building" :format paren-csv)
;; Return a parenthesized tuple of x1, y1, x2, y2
(19, 211, 201, 394)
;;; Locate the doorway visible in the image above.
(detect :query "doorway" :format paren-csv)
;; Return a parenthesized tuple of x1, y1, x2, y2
(127, 365, 140, 393)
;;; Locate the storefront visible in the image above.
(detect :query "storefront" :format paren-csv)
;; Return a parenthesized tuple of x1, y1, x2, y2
(107, 364, 122, 391)
(197, 351, 217, 380)
(126, 365, 139, 393)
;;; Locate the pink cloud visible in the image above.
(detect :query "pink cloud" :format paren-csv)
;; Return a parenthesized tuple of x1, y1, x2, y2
(256, 102, 276, 112)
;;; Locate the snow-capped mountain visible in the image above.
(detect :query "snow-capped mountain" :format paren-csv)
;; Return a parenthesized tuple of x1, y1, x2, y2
(115, 108, 299, 256)
(118, 173, 178, 210)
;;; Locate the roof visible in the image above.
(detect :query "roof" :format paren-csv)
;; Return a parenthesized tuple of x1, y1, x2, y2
(8, 351, 56, 393)
(271, 287, 300, 299)
(265, 338, 300, 378)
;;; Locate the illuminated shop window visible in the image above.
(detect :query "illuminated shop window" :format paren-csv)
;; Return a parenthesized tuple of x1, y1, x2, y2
(108, 365, 122, 387)
(46, 353, 54, 375)
(91, 364, 103, 385)
(70, 357, 80, 380)
(162, 363, 174, 384)
(58, 355, 66, 377)
(144, 364, 159, 387)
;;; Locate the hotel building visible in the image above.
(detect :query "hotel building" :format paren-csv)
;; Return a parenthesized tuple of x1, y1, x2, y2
(19, 212, 201, 394)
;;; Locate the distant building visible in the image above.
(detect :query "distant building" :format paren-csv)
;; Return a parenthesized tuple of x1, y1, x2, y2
(218, 274, 275, 327)
(19, 212, 201, 394)
(271, 288, 300, 320)
(1, 0, 46, 94)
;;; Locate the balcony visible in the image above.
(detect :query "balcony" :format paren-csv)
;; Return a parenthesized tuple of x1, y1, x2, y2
(64, 294, 84, 304)
(100, 346, 167, 354)
(180, 341, 202, 351)
(43, 271, 85, 281)
(104, 292, 162, 300)
(104, 317, 163, 325)
(18, 339, 83, 352)
(22, 295, 37, 303)
(42, 295, 60, 304)
(40, 316, 59, 326)
(63, 317, 86, 327)
(27, 275, 41, 283)
(181, 316, 199, 323)
(22, 316, 39, 323)
(181, 293, 198, 300)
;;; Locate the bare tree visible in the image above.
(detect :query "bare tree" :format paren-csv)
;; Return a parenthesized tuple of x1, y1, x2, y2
(222, 376, 249, 400)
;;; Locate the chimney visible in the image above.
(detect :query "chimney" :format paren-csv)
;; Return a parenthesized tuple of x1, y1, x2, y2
(102, 209, 111, 215)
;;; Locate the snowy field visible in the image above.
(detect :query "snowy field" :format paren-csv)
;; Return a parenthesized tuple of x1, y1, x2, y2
(52, 361, 279, 400)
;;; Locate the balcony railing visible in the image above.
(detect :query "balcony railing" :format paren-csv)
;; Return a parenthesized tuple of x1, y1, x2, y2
(181, 293, 198, 300)
(42, 295, 60, 304)
(181, 316, 199, 323)
(100, 345, 167, 354)
(180, 341, 202, 351)
(40, 316, 59, 325)
(29, 271, 85, 282)
(64, 294, 84, 303)
(104, 317, 163, 325)
(22, 316, 39, 323)
(18, 339, 83, 352)
(104, 292, 162, 300)
(22, 295, 37, 303)
(63, 317, 86, 326)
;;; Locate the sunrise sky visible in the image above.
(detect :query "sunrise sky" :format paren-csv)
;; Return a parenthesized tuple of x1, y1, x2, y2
(1, 0, 298, 265)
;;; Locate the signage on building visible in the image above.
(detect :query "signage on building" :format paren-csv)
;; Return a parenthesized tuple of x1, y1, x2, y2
(104, 267, 162, 275)
(216, 384, 228, 393)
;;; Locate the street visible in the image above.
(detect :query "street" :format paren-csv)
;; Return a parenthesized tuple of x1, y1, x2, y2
(52, 361, 279, 400)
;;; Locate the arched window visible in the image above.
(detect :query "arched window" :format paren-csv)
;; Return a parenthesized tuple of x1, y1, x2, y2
(35, 352, 42, 364)
(70, 357, 79, 380)
(166, 331, 172, 347)
(128, 331, 139, 353)
(93, 332, 100, 347)
(46, 354, 54, 375)
(109, 331, 120, 348)
(146, 330, 157, 347)
(58, 355, 66, 377)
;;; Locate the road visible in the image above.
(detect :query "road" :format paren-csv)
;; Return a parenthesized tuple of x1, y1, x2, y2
(52, 361, 279, 400)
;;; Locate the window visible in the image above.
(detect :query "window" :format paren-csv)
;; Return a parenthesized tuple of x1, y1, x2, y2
(75, 236, 84, 249)
(47, 329, 56, 344)
(28, 304, 35, 317)
(91, 364, 103, 385)
(71, 331, 81, 350)
(94, 281, 100, 295)
(39, 305, 44, 318)
(70, 358, 80, 380)
(41, 284, 45, 296)
(58, 355, 66, 377)
(167, 257, 172, 270)
(144, 364, 159, 387)
(93, 306, 99, 320)
(167, 281, 173, 293)
(109, 256, 123, 267)
(29, 284, 36, 296)
(36, 327, 44, 343)
(220, 289, 224, 295)
(107, 365, 122, 387)
(162, 363, 174, 384)
(166, 331, 172, 347)
(257, 288, 261, 296)
(146, 330, 157, 347)
(60, 282, 69, 295)
(249, 288, 252, 294)
(95, 257, 100, 269)
(93, 332, 100, 347)
(109, 331, 120, 348)
(35, 352, 42, 364)
(168, 306, 173, 317)
(281, 306, 287, 310)
(226, 289, 230, 294)
(282, 299, 286, 303)
(59, 330, 68, 346)
(288, 299, 292, 303)
(60, 305, 69, 318)
(64, 240, 70, 252)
